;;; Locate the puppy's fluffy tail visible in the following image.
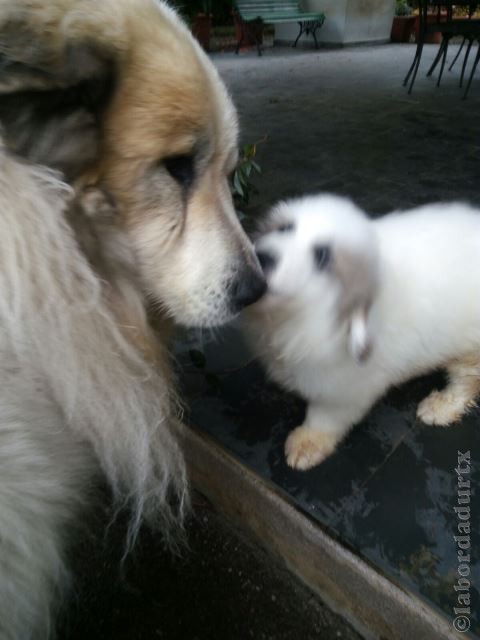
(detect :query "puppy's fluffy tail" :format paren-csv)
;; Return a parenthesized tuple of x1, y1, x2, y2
(0, 146, 189, 547)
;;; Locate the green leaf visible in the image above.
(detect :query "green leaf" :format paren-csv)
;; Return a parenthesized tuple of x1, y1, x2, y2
(233, 172, 244, 197)
(243, 143, 254, 157)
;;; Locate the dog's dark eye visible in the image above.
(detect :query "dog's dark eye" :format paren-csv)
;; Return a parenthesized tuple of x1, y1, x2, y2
(313, 244, 331, 270)
(277, 222, 294, 233)
(164, 155, 195, 189)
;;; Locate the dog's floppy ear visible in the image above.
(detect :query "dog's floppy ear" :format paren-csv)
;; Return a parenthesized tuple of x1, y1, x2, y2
(334, 245, 378, 364)
(0, 17, 115, 180)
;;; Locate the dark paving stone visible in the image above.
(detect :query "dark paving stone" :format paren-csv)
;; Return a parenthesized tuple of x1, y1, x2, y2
(177, 326, 480, 636)
(332, 422, 480, 629)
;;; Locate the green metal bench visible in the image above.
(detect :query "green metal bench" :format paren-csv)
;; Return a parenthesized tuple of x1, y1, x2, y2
(234, 0, 325, 55)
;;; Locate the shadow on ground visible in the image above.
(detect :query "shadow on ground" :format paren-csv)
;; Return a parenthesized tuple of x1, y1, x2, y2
(61, 496, 360, 640)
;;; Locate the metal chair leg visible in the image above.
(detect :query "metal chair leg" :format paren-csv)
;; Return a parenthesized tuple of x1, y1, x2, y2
(404, 39, 423, 86)
(463, 41, 480, 98)
(449, 37, 466, 71)
(427, 37, 447, 76)
(437, 36, 450, 86)
(408, 41, 424, 93)
(460, 37, 474, 87)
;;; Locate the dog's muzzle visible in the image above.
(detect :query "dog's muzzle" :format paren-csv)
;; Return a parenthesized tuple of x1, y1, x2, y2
(229, 265, 267, 312)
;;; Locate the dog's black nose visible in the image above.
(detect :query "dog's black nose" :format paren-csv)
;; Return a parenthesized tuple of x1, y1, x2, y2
(230, 267, 267, 312)
(256, 250, 276, 274)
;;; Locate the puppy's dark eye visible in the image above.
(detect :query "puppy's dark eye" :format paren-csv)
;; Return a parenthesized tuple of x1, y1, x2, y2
(256, 250, 277, 273)
(277, 222, 294, 233)
(164, 155, 195, 189)
(313, 244, 331, 270)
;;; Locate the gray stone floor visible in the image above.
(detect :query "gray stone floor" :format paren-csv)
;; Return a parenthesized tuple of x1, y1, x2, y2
(213, 43, 480, 217)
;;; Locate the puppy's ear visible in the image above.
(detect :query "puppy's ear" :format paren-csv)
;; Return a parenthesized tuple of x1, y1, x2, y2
(333, 246, 378, 364)
(0, 17, 115, 180)
(348, 306, 373, 364)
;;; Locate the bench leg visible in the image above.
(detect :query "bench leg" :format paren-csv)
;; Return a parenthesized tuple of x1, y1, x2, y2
(293, 20, 324, 49)
(235, 18, 245, 55)
(254, 19, 264, 56)
(293, 22, 305, 48)
(311, 21, 321, 49)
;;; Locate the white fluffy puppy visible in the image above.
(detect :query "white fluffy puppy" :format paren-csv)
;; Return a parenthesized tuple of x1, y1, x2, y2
(244, 194, 480, 470)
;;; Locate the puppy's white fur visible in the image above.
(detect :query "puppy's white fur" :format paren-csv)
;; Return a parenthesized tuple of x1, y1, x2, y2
(245, 194, 480, 470)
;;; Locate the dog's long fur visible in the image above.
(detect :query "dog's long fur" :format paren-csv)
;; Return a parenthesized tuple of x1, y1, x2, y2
(0, 138, 188, 640)
(246, 194, 480, 470)
(0, 1, 264, 638)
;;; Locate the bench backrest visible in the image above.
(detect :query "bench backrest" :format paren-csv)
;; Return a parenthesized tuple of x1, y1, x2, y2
(236, 0, 301, 16)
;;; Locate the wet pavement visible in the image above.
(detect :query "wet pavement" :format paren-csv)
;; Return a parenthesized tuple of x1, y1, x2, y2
(177, 327, 479, 635)
(177, 43, 480, 637)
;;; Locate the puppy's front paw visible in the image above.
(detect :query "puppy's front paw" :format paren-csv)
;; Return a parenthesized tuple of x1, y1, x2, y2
(285, 426, 337, 470)
(417, 389, 469, 426)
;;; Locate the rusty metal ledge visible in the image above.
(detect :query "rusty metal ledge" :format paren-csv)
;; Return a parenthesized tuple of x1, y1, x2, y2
(184, 425, 460, 640)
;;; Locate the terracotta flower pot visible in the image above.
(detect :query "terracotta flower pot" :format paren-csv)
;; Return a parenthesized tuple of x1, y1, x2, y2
(413, 14, 444, 44)
(391, 15, 416, 42)
(192, 13, 212, 51)
(233, 13, 264, 49)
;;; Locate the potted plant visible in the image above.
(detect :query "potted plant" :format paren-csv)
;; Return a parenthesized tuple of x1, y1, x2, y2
(391, 0, 415, 43)
(192, 1, 213, 51)
(413, 7, 444, 45)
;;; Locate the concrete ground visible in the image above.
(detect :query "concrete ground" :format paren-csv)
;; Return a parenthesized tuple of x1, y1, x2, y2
(213, 43, 480, 216)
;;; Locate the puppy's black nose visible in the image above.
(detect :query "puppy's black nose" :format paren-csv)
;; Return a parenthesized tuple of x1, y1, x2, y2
(230, 267, 267, 312)
(256, 250, 276, 274)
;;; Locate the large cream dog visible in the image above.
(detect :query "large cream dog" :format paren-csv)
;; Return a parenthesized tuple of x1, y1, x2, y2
(0, 1, 265, 638)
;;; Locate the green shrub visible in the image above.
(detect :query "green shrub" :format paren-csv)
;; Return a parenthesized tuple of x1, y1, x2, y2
(172, 0, 234, 24)
(395, 0, 413, 16)
(230, 141, 263, 220)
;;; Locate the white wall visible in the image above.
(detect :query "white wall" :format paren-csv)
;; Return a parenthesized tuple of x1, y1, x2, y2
(344, 0, 396, 43)
(274, 0, 395, 46)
